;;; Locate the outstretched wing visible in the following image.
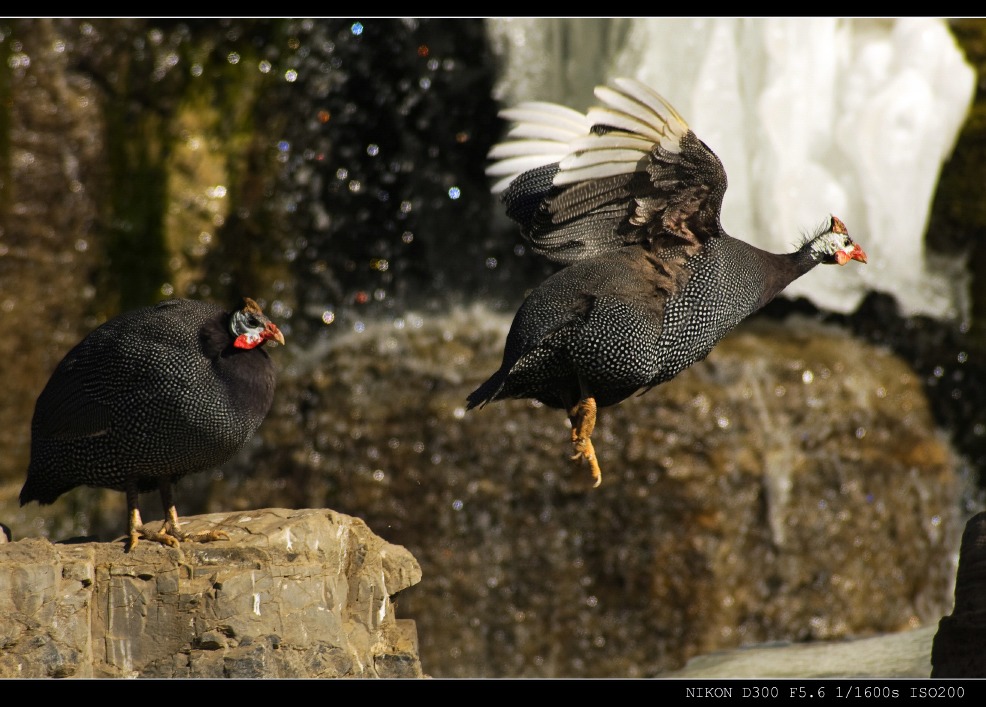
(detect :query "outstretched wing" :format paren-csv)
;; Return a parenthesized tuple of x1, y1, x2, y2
(487, 77, 728, 264)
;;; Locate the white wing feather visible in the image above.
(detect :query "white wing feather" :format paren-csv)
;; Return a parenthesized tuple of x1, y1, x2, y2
(487, 78, 689, 193)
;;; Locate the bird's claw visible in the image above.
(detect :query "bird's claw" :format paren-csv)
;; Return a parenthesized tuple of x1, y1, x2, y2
(570, 438, 603, 487)
(181, 529, 230, 543)
(128, 526, 182, 552)
(126, 525, 229, 552)
(567, 396, 601, 487)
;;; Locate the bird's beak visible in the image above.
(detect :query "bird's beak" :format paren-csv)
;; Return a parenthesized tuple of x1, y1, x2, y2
(836, 243, 867, 265)
(265, 322, 286, 346)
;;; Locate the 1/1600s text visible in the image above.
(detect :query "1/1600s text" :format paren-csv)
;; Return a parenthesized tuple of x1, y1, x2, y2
(683, 685, 966, 699)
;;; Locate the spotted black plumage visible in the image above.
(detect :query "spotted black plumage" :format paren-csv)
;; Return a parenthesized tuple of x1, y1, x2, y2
(20, 297, 285, 550)
(468, 78, 867, 486)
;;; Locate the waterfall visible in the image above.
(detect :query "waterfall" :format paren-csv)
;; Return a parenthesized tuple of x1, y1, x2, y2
(486, 18, 976, 321)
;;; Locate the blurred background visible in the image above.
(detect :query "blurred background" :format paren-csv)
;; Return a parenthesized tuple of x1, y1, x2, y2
(1, 18, 985, 677)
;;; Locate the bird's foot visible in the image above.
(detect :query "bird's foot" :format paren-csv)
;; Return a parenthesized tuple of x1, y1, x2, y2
(163, 503, 230, 545)
(126, 525, 229, 552)
(569, 396, 602, 487)
(570, 437, 603, 488)
(127, 526, 182, 552)
(173, 528, 231, 544)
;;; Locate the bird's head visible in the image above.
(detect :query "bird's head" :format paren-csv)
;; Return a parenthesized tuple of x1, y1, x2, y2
(806, 216, 867, 266)
(230, 298, 286, 350)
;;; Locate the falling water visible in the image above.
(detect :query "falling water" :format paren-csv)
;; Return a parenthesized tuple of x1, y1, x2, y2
(487, 18, 976, 321)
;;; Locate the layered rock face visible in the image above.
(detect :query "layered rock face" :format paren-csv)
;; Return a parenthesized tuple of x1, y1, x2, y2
(0, 508, 423, 679)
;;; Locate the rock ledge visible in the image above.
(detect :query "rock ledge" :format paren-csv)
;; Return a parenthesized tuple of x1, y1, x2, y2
(0, 507, 423, 678)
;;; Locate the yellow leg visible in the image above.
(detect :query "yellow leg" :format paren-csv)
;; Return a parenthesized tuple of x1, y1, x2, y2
(568, 396, 602, 487)
(160, 481, 230, 544)
(162, 503, 229, 544)
(124, 480, 227, 552)
(126, 483, 179, 551)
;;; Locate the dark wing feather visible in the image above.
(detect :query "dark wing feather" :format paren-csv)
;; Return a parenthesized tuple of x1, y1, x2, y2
(30, 356, 113, 440)
(507, 171, 641, 263)
(489, 77, 728, 263)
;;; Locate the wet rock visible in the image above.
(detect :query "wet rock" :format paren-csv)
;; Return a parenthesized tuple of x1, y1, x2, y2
(230, 308, 963, 677)
(2, 308, 966, 678)
(661, 624, 936, 678)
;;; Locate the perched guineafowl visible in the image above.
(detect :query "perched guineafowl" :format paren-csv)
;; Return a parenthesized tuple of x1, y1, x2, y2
(20, 297, 285, 551)
(467, 78, 867, 487)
